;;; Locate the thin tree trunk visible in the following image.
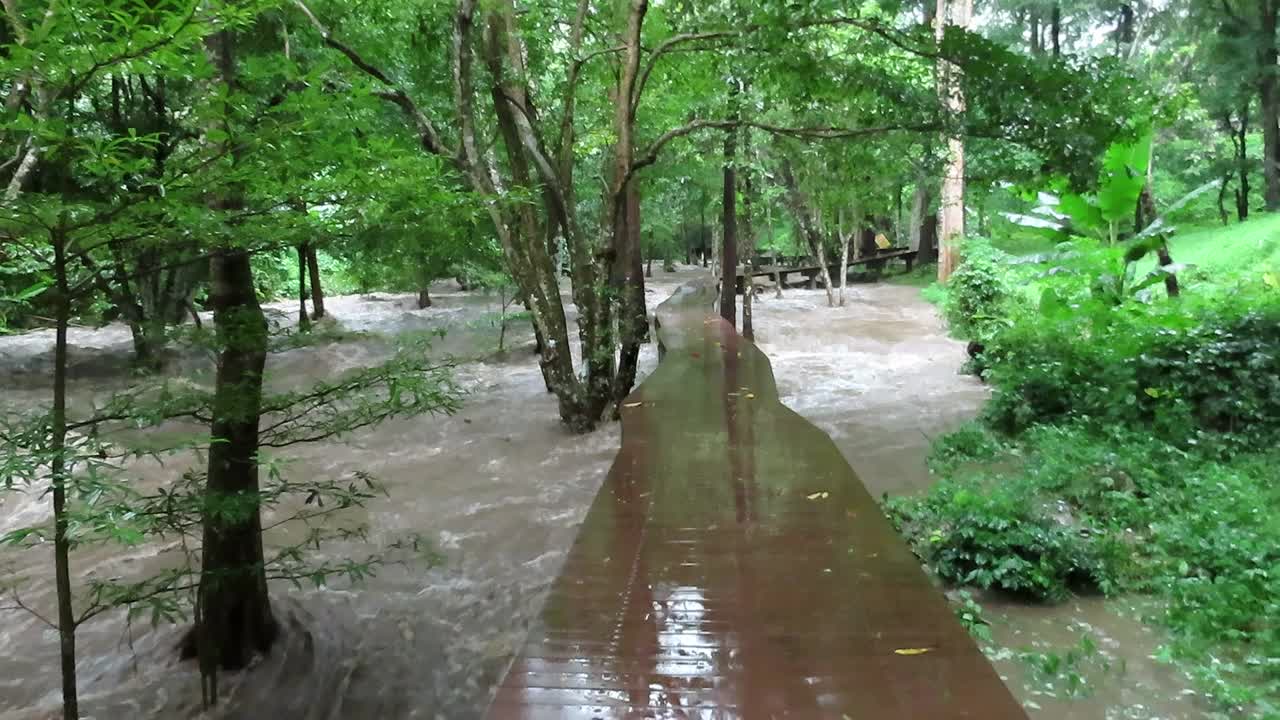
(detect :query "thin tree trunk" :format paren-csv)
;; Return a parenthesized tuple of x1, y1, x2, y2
(766, 197, 783, 298)
(742, 148, 756, 341)
(305, 244, 325, 319)
(720, 119, 739, 327)
(296, 245, 310, 331)
(51, 225, 79, 720)
(1237, 102, 1251, 221)
(779, 159, 835, 306)
(1051, 2, 1062, 57)
(1029, 10, 1041, 54)
(837, 207, 853, 307)
(1260, 0, 1279, 210)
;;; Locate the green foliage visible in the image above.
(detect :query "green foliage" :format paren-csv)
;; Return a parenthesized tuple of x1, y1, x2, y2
(940, 238, 1013, 341)
(885, 471, 1119, 602)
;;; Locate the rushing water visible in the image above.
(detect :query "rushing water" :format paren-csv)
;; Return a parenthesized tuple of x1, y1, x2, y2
(0, 270, 1206, 719)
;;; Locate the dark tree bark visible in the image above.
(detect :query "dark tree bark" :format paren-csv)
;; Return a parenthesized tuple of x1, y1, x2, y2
(51, 225, 79, 720)
(1118, 4, 1135, 49)
(296, 245, 310, 331)
(910, 183, 938, 264)
(1261, 0, 1280, 210)
(305, 244, 325, 319)
(417, 287, 432, 309)
(192, 249, 277, 681)
(188, 30, 277, 703)
(720, 121, 739, 327)
(1051, 2, 1062, 57)
(1029, 9, 1041, 55)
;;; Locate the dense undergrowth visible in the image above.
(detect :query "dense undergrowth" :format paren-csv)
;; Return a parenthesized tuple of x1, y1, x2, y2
(887, 217, 1280, 716)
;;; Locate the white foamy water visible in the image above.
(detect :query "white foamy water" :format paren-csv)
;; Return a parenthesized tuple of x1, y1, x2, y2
(0, 271, 1206, 719)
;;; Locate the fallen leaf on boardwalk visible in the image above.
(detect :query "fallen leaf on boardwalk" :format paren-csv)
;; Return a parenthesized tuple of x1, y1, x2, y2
(623, 402, 643, 408)
(806, 491, 829, 500)
(894, 648, 934, 656)
(690, 352, 701, 358)
(745, 393, 756, 399)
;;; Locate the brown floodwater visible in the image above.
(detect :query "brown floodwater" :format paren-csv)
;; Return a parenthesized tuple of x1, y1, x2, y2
(0, 270, 1210, 719)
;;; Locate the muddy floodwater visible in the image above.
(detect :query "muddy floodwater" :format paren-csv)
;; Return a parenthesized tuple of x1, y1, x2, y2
(0, 268, 1209, 719)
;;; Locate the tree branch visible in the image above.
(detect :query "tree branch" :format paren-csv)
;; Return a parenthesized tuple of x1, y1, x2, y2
(291, 0, 454, 159)
(633, 120, 939, 174)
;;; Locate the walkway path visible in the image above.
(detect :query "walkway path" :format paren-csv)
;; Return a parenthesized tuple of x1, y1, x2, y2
(485, 279, 1028, 718)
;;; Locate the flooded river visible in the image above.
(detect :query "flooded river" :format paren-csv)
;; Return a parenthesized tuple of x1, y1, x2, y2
(0, 269, 1210, 718)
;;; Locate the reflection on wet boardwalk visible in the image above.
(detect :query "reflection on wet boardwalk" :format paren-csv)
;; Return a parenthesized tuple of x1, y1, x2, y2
(486, 280, 1028, 719)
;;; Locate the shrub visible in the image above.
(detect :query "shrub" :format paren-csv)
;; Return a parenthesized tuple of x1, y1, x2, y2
(942, 237, 1014, 341)
(980, 291, 1280, 447)
(885, 475, 1119, 602)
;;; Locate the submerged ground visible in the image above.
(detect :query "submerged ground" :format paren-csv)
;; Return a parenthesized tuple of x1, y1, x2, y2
(0, 267, 1206, 719)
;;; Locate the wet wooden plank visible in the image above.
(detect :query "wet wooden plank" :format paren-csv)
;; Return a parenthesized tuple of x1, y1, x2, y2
(485, 279, 1027, 719)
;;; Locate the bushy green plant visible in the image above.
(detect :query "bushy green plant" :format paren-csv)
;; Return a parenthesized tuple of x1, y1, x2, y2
(885, 475, 1118, 602)
(942, 237, 1014, 341)
(980, 289, 1280, 447)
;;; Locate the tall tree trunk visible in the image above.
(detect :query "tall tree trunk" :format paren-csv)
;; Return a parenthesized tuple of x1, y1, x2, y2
(296, 245, 310, 332)
(912, 181, 940, 264)
(741, 143, 756, 341)
(1236, 102, 1251, 221)
(767, 196, 783, 298)
(1029, 10, 1041, 54)
(1261, 0, 1280, 210)
(51, 225, 79, 720)
(837, 206, 854, 307)
(720, 121, 739, 326)
(417, 286, 432, 309)
(190, 30, 276, 703)
(779, 159, 835, 306)
(1051, 2, 1062, 57)
(193, 249, 276, 683)
(305, 244, 325, 319)
(936, 0, 972, 282)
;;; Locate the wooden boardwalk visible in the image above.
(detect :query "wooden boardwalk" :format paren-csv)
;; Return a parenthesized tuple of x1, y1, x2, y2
(485, 279, 1027, 719)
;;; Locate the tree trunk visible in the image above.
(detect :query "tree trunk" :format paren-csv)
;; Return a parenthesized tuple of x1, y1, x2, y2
(779, 159, 835, 306)
(837, 207, 854, 307)
(720, 123, 739, 327)
(742, 150, 756, 341)
(305, 244, 325, 319)
(1237, 102, 1251, 221)
(936, 0, 972, 283)
(190, 30, 276, 702)
(1051, 2, 1062, 57)
(1260, 1, 1280, 211)
(1029, 10, 1041, 54)
(296, 245, 310, 332)
(194, 249, 276, 680)
(51, 226, 79, 720)
(417, 287, 432, 309)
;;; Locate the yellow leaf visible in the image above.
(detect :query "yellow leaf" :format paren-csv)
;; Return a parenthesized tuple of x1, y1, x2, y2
(623, 402, 643, 408)
(1265, 271, 1279, 290)
(745, 393, 756, 399)
(894, 647, 934, 656)
(806, 491, 830, 500)
(1143, 388, 1160, 398)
